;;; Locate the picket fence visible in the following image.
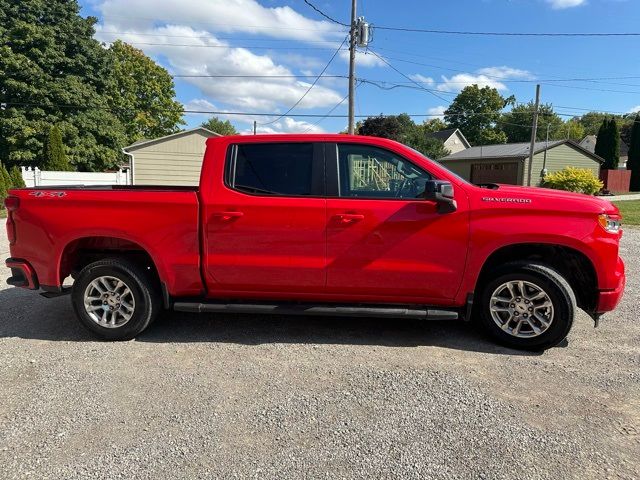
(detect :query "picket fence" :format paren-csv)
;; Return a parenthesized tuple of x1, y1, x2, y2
(21, 167, 130, 187)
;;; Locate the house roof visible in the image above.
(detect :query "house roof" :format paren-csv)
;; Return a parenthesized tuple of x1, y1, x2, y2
(425, 128, 471, 148)
(579, 135, 629, 156)
(439, 139, 604, 164)
(123, 127, 221, 152)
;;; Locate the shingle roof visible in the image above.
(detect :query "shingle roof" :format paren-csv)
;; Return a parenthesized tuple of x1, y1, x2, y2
(439, 140, 564, 160)
(425, 128, 471, 148)
(439, 139, 604, 164)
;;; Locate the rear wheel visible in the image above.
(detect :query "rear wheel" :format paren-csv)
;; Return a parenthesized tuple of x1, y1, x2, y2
(478, 263, 576, 350)
(71, 258, 161, 340)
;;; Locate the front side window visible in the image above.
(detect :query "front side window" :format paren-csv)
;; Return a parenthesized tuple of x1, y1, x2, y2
(228, 143, 314, 196)
(337, 144, 432, 199)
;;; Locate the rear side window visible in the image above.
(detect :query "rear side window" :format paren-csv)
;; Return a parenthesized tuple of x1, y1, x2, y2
(227, 143, 315, 196)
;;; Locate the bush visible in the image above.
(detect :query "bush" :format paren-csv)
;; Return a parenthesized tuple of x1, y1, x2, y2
(542, 167, 603, 195)
(9, 166, 26, 188)
(0, 162, 9, 211)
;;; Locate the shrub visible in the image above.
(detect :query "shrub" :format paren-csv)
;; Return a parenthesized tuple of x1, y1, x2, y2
(542, 167, 603, 195)
(0, 162, 9, 211)
(9, 166, 26, 188)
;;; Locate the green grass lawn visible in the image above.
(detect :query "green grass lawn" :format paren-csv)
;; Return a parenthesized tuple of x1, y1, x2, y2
(0, 209, 6, 219)
(614, 200, 640, 226)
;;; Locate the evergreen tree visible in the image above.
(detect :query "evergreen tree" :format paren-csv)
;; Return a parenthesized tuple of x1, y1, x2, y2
(628, 115, 640, 191)
(201, 117, 238, 136)
(43, 126, 73, 171)
(594, 118, 619, 169)
(0, 162, 10, 207)
(609, 118, 620, 170)
(9, 166, 26, 188)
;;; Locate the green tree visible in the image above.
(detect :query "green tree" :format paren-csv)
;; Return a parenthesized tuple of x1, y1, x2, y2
(107, 40, 184, 144)
(201, 116, 238, 136)
(628, 115, 640, 191)
(500, 102, 565, 143)
(9, 165, 26, 188)
(595, 119, 620, 170)
(0, 0, 127, 171)
(421, 118, 448, 133)
(444, 85, 511, 146)
(0, 163, 9, 208)
(357, 114, 449, 159)
(43, 126, 73, 171)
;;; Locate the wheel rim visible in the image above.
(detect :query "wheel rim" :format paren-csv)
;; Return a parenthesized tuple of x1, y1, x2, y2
(83, 276, 136, 328)
(489, 280, 554, 338)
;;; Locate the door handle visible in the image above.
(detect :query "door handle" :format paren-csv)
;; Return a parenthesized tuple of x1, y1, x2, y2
(213, 211, 244, 221)
(334, 213, 364, 224)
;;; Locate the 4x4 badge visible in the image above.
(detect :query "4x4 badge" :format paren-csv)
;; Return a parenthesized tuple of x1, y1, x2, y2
(29, 191, 66, 198)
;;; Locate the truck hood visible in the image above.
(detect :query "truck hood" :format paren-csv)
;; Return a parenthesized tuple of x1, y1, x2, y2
(474, 184, 619, 215)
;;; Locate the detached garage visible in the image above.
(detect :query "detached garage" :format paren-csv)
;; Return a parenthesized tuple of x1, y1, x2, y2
(437, 140, 603, 186)
(123, 127, 221, 186)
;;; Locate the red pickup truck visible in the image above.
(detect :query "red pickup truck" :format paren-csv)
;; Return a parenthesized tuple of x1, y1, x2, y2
(4, 134, 625, 349)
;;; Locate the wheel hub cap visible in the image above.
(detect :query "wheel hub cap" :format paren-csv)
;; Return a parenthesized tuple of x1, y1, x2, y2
(83, 276, 135, 328)
(489, 280, 554, 338)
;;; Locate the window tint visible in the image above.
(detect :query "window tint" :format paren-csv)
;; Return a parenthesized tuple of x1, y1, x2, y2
(337, 144, 432, 199)
(229, 143, 314, 196)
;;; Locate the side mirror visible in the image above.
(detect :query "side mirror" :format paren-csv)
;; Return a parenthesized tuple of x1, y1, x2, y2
(423, 180, 457, 213)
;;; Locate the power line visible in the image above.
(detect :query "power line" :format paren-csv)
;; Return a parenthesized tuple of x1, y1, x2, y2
(302, 0, 349, 27)
(365, 49, 451, 103)
(123, 42, 345, 51)
(258, 37, 348, 126)
(304, 89, 354, 133)
(374, 26, 640, 37)
(172, 74, 348, 79)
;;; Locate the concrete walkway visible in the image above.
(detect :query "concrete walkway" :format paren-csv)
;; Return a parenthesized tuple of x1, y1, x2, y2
(602, 193, 640, 202)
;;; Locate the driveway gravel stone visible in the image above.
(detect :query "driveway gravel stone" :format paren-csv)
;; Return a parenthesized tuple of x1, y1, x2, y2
(0, 229, 638, 479)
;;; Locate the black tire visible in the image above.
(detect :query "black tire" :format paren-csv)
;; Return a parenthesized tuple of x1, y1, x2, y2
(71, 258, 161, 340)
(477, 262, 576, 351)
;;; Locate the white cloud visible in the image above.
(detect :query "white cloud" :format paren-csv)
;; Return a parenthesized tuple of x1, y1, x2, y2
(409, 74, 435, 86)
(546, 0, 587, 9)
(435, 66, 534, 92)
(96, 24, 343, 112)
(628, 106, 640, 114)
(339, 50, 385, 67)
(97, 0, 344, 42)
(249, 117, 325, 134)
(427, 106, 446, 118)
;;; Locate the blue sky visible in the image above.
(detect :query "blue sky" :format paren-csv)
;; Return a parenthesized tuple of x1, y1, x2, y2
(79, 0, 640, 134)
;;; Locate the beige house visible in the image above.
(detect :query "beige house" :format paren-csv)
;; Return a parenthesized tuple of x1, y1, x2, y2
(438, 140, 603, 186)
(123, 127, 221, 186)
(425, 128, 470, 155)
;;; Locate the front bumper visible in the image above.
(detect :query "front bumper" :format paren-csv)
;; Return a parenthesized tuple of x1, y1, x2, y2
(596, 256, 625, 313)
(5, 258, 39, 290)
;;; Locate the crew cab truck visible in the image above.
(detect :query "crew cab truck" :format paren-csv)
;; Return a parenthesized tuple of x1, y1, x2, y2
(4, 134, 625, 350)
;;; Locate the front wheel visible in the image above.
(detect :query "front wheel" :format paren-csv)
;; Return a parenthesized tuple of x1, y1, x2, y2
(478, 263, 576, 350)
(71, 258, 161, 340)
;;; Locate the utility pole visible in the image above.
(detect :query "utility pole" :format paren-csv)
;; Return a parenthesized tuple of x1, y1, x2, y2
(526, 84, 541, 186)
(347, 0, 357, 135)
(253, 120, 257, 135)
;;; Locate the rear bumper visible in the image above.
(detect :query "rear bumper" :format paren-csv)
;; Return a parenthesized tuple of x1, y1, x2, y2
(5, 258, 39, 290)
(596, 256, 625, 313)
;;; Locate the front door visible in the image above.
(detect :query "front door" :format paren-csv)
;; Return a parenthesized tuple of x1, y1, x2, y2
(325, 142, 469, 302)
(203, 142, 326, 296)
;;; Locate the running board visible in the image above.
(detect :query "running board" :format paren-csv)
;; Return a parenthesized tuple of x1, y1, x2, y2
(173, 302, 459, 320)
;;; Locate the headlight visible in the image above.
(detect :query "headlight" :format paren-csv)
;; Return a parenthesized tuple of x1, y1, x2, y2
(598, 214, 621, 233)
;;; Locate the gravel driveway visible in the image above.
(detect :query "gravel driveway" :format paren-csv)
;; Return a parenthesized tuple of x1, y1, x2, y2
(0, 230, 638, 479)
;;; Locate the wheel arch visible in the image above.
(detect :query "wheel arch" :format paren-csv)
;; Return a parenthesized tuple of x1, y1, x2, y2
(475, 242, 598, 312)
(58, 235, 165, 289)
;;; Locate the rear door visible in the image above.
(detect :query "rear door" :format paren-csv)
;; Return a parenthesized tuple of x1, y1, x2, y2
(325, 142, 469, 302)
(203, 142, 327, 295)
(471, 162, 519, 185)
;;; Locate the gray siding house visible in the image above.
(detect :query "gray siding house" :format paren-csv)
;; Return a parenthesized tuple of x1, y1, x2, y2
(426, 128, 470, 155)
(123, 127, 221, 186)
(438, 140, 603, 186)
